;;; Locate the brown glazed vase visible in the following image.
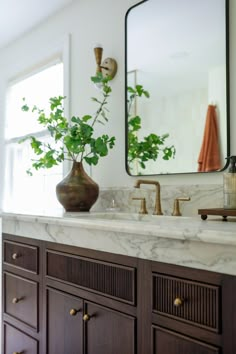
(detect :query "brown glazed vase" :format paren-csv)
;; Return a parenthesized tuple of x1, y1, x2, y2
(56, 161, 99, 212)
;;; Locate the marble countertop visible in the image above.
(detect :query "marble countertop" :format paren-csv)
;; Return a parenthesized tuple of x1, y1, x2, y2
(2, 212, 236, 276)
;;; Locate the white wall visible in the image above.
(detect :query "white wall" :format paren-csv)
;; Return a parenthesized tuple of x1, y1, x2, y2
(0, 0, 235, 195)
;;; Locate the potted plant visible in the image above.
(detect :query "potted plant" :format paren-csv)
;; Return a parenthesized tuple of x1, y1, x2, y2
(20, 73, 115, 212)
(127, 84, 176, 174)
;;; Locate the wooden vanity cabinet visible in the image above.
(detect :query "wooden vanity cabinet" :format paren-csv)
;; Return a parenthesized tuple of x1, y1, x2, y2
(2, 235, 42, 354)
(47, 288, 83, 354)
(153, 326, 220, 354)
(46, 287, 136, 354)
(2, 233, 236, 354)
(150, 262, 224, 354)
(44, 244, 137, 354)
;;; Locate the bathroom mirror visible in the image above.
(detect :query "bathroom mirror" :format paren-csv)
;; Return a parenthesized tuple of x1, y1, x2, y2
(125, 0, 229, 176)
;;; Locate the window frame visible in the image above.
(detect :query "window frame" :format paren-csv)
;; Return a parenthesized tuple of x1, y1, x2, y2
(1, 34, 71, 214)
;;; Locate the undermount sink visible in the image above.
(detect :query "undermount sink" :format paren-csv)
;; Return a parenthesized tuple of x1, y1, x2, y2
(64, 211, 192, 223)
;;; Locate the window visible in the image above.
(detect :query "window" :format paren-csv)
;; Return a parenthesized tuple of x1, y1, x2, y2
(3, 61, 64, 215)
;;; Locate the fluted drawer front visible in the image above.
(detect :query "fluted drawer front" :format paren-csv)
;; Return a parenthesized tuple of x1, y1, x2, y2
(4, 240, 38, 273)
(153, 273, 220, 332)
(4, 272, 38, 330)
(46, 250, 136, 304)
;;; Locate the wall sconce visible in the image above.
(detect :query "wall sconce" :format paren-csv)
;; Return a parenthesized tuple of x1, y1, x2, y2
(94, 45, 117, 79)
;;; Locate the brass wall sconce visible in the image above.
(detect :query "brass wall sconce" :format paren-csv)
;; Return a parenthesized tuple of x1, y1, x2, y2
(94, 45, 117, 79)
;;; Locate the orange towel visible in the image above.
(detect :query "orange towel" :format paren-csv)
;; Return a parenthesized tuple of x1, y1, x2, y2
(198, 105, 221, 172)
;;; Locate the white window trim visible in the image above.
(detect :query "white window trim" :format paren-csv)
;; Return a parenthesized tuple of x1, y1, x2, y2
(0, 34, 71, 213)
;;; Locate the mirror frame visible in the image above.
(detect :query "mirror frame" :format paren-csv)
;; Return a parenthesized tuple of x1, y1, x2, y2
(125, 0, 230, 176)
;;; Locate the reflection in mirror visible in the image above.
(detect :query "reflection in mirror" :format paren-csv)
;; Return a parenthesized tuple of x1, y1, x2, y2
(125, 0, 229, 176)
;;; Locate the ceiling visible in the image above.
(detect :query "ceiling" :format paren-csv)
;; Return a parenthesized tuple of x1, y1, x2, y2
(0, 0, 75, 50)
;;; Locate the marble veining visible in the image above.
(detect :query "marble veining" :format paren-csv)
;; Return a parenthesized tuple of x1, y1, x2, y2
(2, 211, 236, 276)
(93, 184, 223, 216)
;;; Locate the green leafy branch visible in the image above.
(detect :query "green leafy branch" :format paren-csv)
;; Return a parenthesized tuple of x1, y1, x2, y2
(20, 73, 115, 175)
(127, 84, 176, 172)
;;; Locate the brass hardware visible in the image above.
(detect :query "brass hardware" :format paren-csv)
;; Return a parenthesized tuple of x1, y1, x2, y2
(101, 58, 117, 79)
(94, 46, 117, 79)
(69, 308, 80, 316)
(12, 253, 19, 260)
(13, 352, 23, 354)
(173, 297, 183, 307)
(83, 314, 91, 322)
(134, 179, 163, 215)
(132, 197, 148, 214)
(12, 297, 20, 304)
(172, 197, 191, 216)
(94, 46, 103, 74)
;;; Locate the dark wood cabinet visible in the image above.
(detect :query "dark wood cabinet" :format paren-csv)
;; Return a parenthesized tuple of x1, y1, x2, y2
(4, 272, 38, 330)
(46, 287, 136, 354)
(85, 301, 136, 354)
(153, 326, 219, 354)
(4, 322, 38, 354)
(2, 233, 236, 354)
(47, 288, 83, 354)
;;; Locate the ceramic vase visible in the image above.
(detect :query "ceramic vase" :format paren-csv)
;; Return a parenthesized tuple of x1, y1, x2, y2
(56, 161, 99, 212)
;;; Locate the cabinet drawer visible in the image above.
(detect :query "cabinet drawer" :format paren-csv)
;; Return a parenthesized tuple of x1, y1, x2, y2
(153, 325, 220, 354)
(4, 323, 38, 354)
(4, 240, 38, 273)
(4, 272, 38, 330)
(46, 250, 136, 304)
(152, 273, 220, 332)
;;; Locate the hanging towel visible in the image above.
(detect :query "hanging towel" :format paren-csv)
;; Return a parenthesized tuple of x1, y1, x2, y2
(197, 104, 221, 172)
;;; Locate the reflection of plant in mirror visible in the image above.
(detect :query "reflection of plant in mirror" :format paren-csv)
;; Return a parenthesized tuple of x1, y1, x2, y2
(127, 84, 176, 173)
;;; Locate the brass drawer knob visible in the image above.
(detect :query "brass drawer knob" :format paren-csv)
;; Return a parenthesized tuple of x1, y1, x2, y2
(12, 253, 19, 260)
(173, 297, 183, 307)
(69, 308, 80, 316)
(12, 297, 20, 304)
(83, 314, 91, 322)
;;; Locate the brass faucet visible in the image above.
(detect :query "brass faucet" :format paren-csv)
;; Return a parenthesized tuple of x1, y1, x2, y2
(172, 197, 191, 216)
(134, 179, 163, 215)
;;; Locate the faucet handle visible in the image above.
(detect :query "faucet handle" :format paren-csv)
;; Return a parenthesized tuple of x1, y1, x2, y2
(172, 197, 191, 216)
(132, 197, 148, 214)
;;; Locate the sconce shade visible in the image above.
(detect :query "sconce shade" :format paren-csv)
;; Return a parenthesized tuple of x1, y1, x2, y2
(94, 46, 103, 74)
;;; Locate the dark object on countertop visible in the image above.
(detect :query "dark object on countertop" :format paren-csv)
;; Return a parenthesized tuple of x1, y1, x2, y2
(198, 208, 236, 221)
(56, 161, 99, 212)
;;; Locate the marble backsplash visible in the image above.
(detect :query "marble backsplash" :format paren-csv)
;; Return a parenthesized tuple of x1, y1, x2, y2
(92, 184, 223, 217)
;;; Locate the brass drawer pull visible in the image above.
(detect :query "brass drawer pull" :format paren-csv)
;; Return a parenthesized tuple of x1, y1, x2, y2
(12, 297, 21, 304)
(12, 253, 20, 260)
(173, 297, 184, 307)
(13, 351, 24, 354)
(69, 308, 80, 316)
(83, 314, 91, 322)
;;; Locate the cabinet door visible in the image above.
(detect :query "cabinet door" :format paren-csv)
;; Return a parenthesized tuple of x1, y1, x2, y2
(153, 326, 219, 354)
(47, 288, 83, 354)
(85, 302, 136, 354)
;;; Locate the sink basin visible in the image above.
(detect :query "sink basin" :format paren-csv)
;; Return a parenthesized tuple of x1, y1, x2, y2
(64, 211, 192, 223)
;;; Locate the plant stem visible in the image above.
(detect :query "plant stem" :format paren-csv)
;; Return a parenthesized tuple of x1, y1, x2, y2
(80, 89, 109, 162)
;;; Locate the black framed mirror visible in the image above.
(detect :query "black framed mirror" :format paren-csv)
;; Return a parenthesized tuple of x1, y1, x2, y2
(125, 0, 230, 176)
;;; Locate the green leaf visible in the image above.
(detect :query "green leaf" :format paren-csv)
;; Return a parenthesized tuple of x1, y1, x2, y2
(84, 155, 99, 165)
(82, 115, 92, 122)
(21, 104, 29, 112)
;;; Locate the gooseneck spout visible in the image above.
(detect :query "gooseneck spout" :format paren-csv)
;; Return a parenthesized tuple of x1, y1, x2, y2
(134, 179, 163, 215)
